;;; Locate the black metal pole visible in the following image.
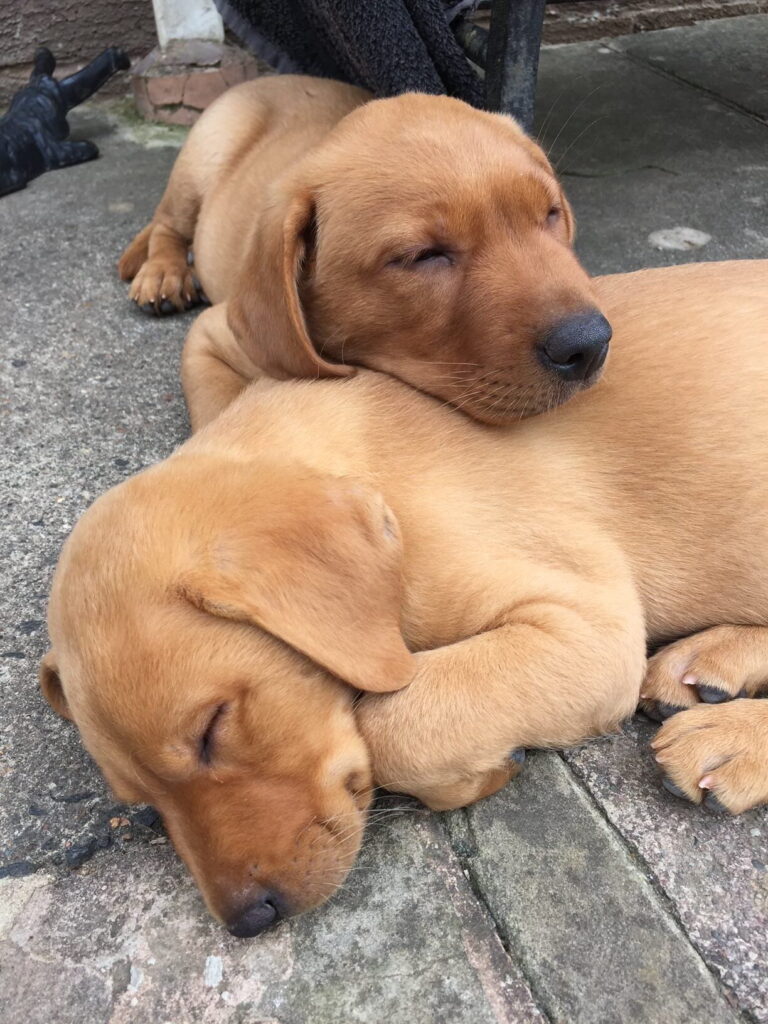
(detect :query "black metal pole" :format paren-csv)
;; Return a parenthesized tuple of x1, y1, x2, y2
(484, 0, 546, 131)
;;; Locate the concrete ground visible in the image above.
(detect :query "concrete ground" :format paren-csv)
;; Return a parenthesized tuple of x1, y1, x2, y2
(1, 15, 767, 1024)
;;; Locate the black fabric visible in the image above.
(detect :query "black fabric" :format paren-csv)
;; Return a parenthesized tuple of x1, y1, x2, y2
(214, 0, 484, 105)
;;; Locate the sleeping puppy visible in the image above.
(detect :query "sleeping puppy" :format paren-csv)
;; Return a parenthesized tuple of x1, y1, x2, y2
(118, 75, 611, 427)
(42, 261, 768, 936)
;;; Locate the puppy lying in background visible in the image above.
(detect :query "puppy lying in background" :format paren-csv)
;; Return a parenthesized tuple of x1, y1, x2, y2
(42, 261, 768, 936)
(118, 76, 611, 427)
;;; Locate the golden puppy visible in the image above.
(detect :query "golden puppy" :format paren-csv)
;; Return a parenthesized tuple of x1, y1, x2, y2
(43, 261, 768, 936)
(118, 76, 611, 426)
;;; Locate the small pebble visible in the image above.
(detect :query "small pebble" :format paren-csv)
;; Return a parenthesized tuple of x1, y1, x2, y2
(128, 965, 144, 992)
(204, 955, 223, 988)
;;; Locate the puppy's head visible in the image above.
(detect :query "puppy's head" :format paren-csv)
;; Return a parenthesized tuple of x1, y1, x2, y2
(229, 93, 609, 424)
(42, 457, 414, 936)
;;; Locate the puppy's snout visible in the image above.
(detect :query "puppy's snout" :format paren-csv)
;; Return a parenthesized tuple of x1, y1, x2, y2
(539, 311, 612, 382)
(227, 889, 284, 938)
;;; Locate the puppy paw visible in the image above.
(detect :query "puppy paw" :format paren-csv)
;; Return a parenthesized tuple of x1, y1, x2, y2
(376, 754, 524, 813)
(652, 701, 768, 815)
(640, 625, 765, 722)
(407, 753, 525, 812)
(356, 670, 525, 812)
(129, 258, 203, 316)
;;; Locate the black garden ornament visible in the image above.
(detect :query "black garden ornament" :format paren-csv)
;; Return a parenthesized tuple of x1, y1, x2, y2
(0, 46, 130, 198)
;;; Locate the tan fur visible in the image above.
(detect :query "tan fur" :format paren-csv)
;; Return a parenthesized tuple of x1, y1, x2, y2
(119, 76, 602, 426)
(642, 625, 768, 711)
(653, 702, 768, 815)
(44, 260, 768, 927)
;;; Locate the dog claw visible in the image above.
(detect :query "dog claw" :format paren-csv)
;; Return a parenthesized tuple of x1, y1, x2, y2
(159, 299, 176, 315)
(658, 703, 687, 720)
(703, 791, 728, 814)
(697, 684, 732, 704)
(640, 704, 664, 723)
(508, 747, 526, 766)
(140, 301, 156, 315)
(662, 777, 689, 801)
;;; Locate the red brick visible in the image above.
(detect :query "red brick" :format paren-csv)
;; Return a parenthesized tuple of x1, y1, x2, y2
(160, 105, 199, 126)
(221, 63, 245, 88)
(130, 76, 152, 119)
(183, 69, 227, 111)
(146, 73, 186, 107)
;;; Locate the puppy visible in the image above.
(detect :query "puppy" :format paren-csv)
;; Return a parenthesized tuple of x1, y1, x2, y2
(42, 261, 768, 935)
(118, 76, 611, 426)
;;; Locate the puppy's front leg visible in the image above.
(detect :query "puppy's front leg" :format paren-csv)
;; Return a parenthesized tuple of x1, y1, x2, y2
(181, 304, 262, 430)
(358, 590, 645, 810)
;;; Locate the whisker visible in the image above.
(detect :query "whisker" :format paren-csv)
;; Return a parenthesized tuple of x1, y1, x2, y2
(554, 114, 608, 172)
(451, 381, 498, 414)
(437, 378, 489, 411)
(536, 70, 592, 151)
(315, 326, 351, 374)
(545, 83, 608, 163)
(402, 359, 484, 367)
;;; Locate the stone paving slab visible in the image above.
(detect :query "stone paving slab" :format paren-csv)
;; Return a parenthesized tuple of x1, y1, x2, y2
(2, 813, 545, 1024)
(565, 721, 768, 1024)
(447, 753, 741, 1024)
(613, 15, 768, 121)
(2, 16, 768, 1024)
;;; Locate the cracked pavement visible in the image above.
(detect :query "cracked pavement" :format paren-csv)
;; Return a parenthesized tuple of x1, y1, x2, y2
(1, 15, 767, 1024)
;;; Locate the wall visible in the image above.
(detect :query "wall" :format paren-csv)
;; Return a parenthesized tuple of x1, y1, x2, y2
(0, 0, 157, 103)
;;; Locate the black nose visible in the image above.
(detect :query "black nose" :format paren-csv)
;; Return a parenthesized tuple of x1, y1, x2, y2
(539, 311, 612, 382)
(227, 891, 282, 938)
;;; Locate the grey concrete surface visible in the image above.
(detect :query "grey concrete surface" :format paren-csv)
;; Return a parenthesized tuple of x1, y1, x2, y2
(535, 35, 768, 274)
(614, 15, 768, 121)
(1, 814, 546, 1024)
(1, 16, 767, 1024)
(565, 721, 768, 1022)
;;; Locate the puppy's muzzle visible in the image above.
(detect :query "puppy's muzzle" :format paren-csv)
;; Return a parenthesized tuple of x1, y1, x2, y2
(538, 311, 612, 382)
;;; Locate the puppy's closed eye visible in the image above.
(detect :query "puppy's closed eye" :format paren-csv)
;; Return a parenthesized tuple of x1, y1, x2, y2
(388, 247, 454, 269)
(199, 703, 228, 764)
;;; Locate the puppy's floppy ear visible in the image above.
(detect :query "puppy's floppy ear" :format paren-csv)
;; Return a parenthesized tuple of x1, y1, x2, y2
(227, 180, 355, 381)
(39, 651, 72, 720)
(178, 473, 415, 693)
